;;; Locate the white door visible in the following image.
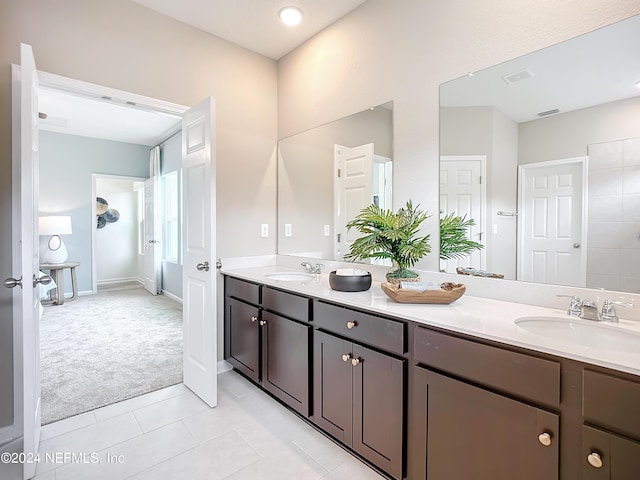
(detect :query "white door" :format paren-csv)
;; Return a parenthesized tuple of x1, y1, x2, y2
(334, 143, 374, 260)
(182, 97, 217, 407)
(518, 158, 586, 286)
(439, 156, 486, 272)
(9, 43, 44, 480)
(143, 177, 161, 295)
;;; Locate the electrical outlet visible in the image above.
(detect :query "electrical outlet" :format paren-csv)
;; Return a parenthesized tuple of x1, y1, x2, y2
(261, 224, 269, 237)
(285, 224, 292, 237)
(323, 224, 330, 236)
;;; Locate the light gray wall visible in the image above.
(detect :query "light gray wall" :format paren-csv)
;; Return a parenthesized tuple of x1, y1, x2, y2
(160, 133, 183, 299)
(278, 107, 392, 258)
(40, 131, 149, 294)
(519, 96, 640, 164)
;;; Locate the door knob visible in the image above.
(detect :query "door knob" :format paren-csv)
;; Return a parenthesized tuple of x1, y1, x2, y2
(3, 277, 22, 289)
(573, 243, 580, 248)
(33, 274, 52, 288)
(196, 261, 210, 272)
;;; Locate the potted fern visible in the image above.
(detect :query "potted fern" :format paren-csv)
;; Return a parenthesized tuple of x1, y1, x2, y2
(344, 201, 431, 283)
(439, 212, 484, 262)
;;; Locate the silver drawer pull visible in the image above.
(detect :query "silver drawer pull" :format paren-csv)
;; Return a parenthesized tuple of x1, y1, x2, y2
(346, 321, 358, 329)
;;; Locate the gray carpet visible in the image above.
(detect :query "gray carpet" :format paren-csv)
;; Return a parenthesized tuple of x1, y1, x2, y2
(40, 286, 183, 424)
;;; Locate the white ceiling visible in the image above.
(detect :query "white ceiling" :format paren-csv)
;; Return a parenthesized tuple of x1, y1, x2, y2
(440, 15, 640, 123)
(132, 0, 368, 60)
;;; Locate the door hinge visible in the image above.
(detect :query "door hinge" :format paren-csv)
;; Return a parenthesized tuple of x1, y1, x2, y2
(338, 169, 341, 178)
(337, 233, 341, 242)
(479, 176, 482, 184)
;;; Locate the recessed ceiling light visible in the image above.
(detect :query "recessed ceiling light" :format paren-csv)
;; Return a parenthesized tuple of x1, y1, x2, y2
(279, 6, 303, 26)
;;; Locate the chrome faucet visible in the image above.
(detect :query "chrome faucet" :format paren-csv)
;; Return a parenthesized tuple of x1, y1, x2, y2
(579, 300, 601, 321)
(601, 299, 633, 323)
(557, 295, 582, 317)
(301, 262, 323, 274)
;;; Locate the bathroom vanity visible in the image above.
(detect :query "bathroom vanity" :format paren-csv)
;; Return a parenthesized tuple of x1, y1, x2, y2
(223, 266, 640, 480)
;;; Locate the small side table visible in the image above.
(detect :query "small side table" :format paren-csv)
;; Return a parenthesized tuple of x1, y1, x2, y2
(40, 261, 80, 306)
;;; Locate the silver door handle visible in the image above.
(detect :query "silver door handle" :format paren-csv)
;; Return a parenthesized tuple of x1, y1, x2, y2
(4, 277, 22, 289)
(33, 274, 52, 288)
(148, 240, 160, 244)
(196, 261, 210, 272)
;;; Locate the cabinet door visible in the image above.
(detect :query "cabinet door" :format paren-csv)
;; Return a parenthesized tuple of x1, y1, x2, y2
(582, 425, 640, 479)
(261, 312, 310, 416)
(413, 367, 559, 480)
(352, 343, 404, 480)
(225, 298, 260, 382)
(313, 330, 353, 444)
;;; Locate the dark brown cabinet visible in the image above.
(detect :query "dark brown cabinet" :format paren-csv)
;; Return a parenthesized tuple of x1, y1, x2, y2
(413, 367, 559, 480)
(313, 330, 404, 480)
(224, 276, 311, 417)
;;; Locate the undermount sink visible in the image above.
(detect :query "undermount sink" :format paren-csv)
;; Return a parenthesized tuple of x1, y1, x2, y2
(264, 272, 315, 282)
(515, 316, 640, 354)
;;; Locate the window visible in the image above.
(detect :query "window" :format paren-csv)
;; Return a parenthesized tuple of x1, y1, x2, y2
(163, 170, 180, 263)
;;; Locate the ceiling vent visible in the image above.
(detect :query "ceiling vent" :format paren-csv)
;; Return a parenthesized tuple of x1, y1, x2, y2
(537, 108, 560, 117)
(502, 68, 533, 84)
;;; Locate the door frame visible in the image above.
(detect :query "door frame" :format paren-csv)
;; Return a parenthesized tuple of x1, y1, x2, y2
(91, 173, 147, 294)
(517, 156, 588, 286)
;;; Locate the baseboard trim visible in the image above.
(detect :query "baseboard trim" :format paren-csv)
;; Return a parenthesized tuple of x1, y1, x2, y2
(0, 424, 15, 445)
(217, 360, 232, 374)
(162, 290, 183, 304)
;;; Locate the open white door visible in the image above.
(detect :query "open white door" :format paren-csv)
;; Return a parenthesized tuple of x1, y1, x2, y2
(143, 176, 161, 295)
(8, 43, 45, 480)
(182, 98, 217, 407)
(334, 143, 374, 260)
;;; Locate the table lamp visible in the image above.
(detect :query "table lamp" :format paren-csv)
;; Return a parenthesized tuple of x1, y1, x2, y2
(39, 216, 72, 264)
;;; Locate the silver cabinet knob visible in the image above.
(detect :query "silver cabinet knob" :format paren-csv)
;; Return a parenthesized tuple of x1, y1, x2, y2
(196, 261, 210, 272)
(3, 277, 22, 289)
(538, 432, 552, 447)
(587, 452, 603, 468)
(33, 274, 52, 287)
(259, 320, 267, 326)
(341, 353, 352, 362)
(250, 316, 258, 323)
(346, 321, 358, 329)
(351, 357, 361, 366)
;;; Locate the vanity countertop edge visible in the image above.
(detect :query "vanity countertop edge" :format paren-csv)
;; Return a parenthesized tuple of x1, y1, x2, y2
(221, 265, 640, 376)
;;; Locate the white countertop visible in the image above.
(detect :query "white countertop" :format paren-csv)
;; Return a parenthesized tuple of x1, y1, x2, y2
(222, 265, 640, 376)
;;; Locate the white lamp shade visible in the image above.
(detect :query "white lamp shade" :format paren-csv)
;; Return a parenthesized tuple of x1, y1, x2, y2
(39, 216, 72, 235)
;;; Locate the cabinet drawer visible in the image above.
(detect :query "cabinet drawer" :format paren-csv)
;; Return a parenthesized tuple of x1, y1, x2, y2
(584, 370, 640, 440)
(225, 276, 260, 305)
(414, 326, 560, 408)
(263, 287, 310, 322)
(314, 301, 405, 355)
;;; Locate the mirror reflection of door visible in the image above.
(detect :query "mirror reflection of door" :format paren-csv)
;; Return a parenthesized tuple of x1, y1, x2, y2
(440, 156, 486, 272)
(518, 158, 587, 286)
(334, 143, 374, 260)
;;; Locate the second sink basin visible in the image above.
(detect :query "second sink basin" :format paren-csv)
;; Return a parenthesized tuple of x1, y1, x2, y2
(515, 316, 640, 354)
(264, 272, 315, 282)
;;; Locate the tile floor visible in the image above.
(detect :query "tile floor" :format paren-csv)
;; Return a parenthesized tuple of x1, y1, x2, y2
(34, 370, 385, 480)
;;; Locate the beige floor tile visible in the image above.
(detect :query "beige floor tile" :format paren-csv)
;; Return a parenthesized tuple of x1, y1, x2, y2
(291, 427, 352, 472)
(40, 410, 96, 441)
(223, 443, 327, 480)
(321, 456, 385, 479)
(53, 421, 197, 480)
(133, 391, 210, 433)
(35, 413, 142, 476)
(127, 430, 261, 480)
(93, 383, 188, 422)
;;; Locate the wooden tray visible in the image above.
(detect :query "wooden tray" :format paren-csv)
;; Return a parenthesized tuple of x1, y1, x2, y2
(381, 282, 466, 304)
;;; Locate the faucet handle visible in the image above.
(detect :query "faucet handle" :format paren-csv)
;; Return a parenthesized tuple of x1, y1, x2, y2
(601, 299, 632, 323)
(556, 295, 581, 316)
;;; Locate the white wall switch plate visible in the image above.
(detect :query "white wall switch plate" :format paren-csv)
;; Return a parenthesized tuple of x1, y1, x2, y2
(323, 224, 330, 236)
(261, 224, 269, 237)
(285, 224, 292, 237)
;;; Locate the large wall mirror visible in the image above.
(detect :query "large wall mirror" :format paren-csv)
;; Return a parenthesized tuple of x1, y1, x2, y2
(440, 14, 640, 293)
(278, 102, 393, 260)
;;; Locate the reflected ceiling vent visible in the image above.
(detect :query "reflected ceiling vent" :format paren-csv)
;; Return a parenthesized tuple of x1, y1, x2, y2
(502, 68, 533, 84)
(537, 108, 560, 117)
